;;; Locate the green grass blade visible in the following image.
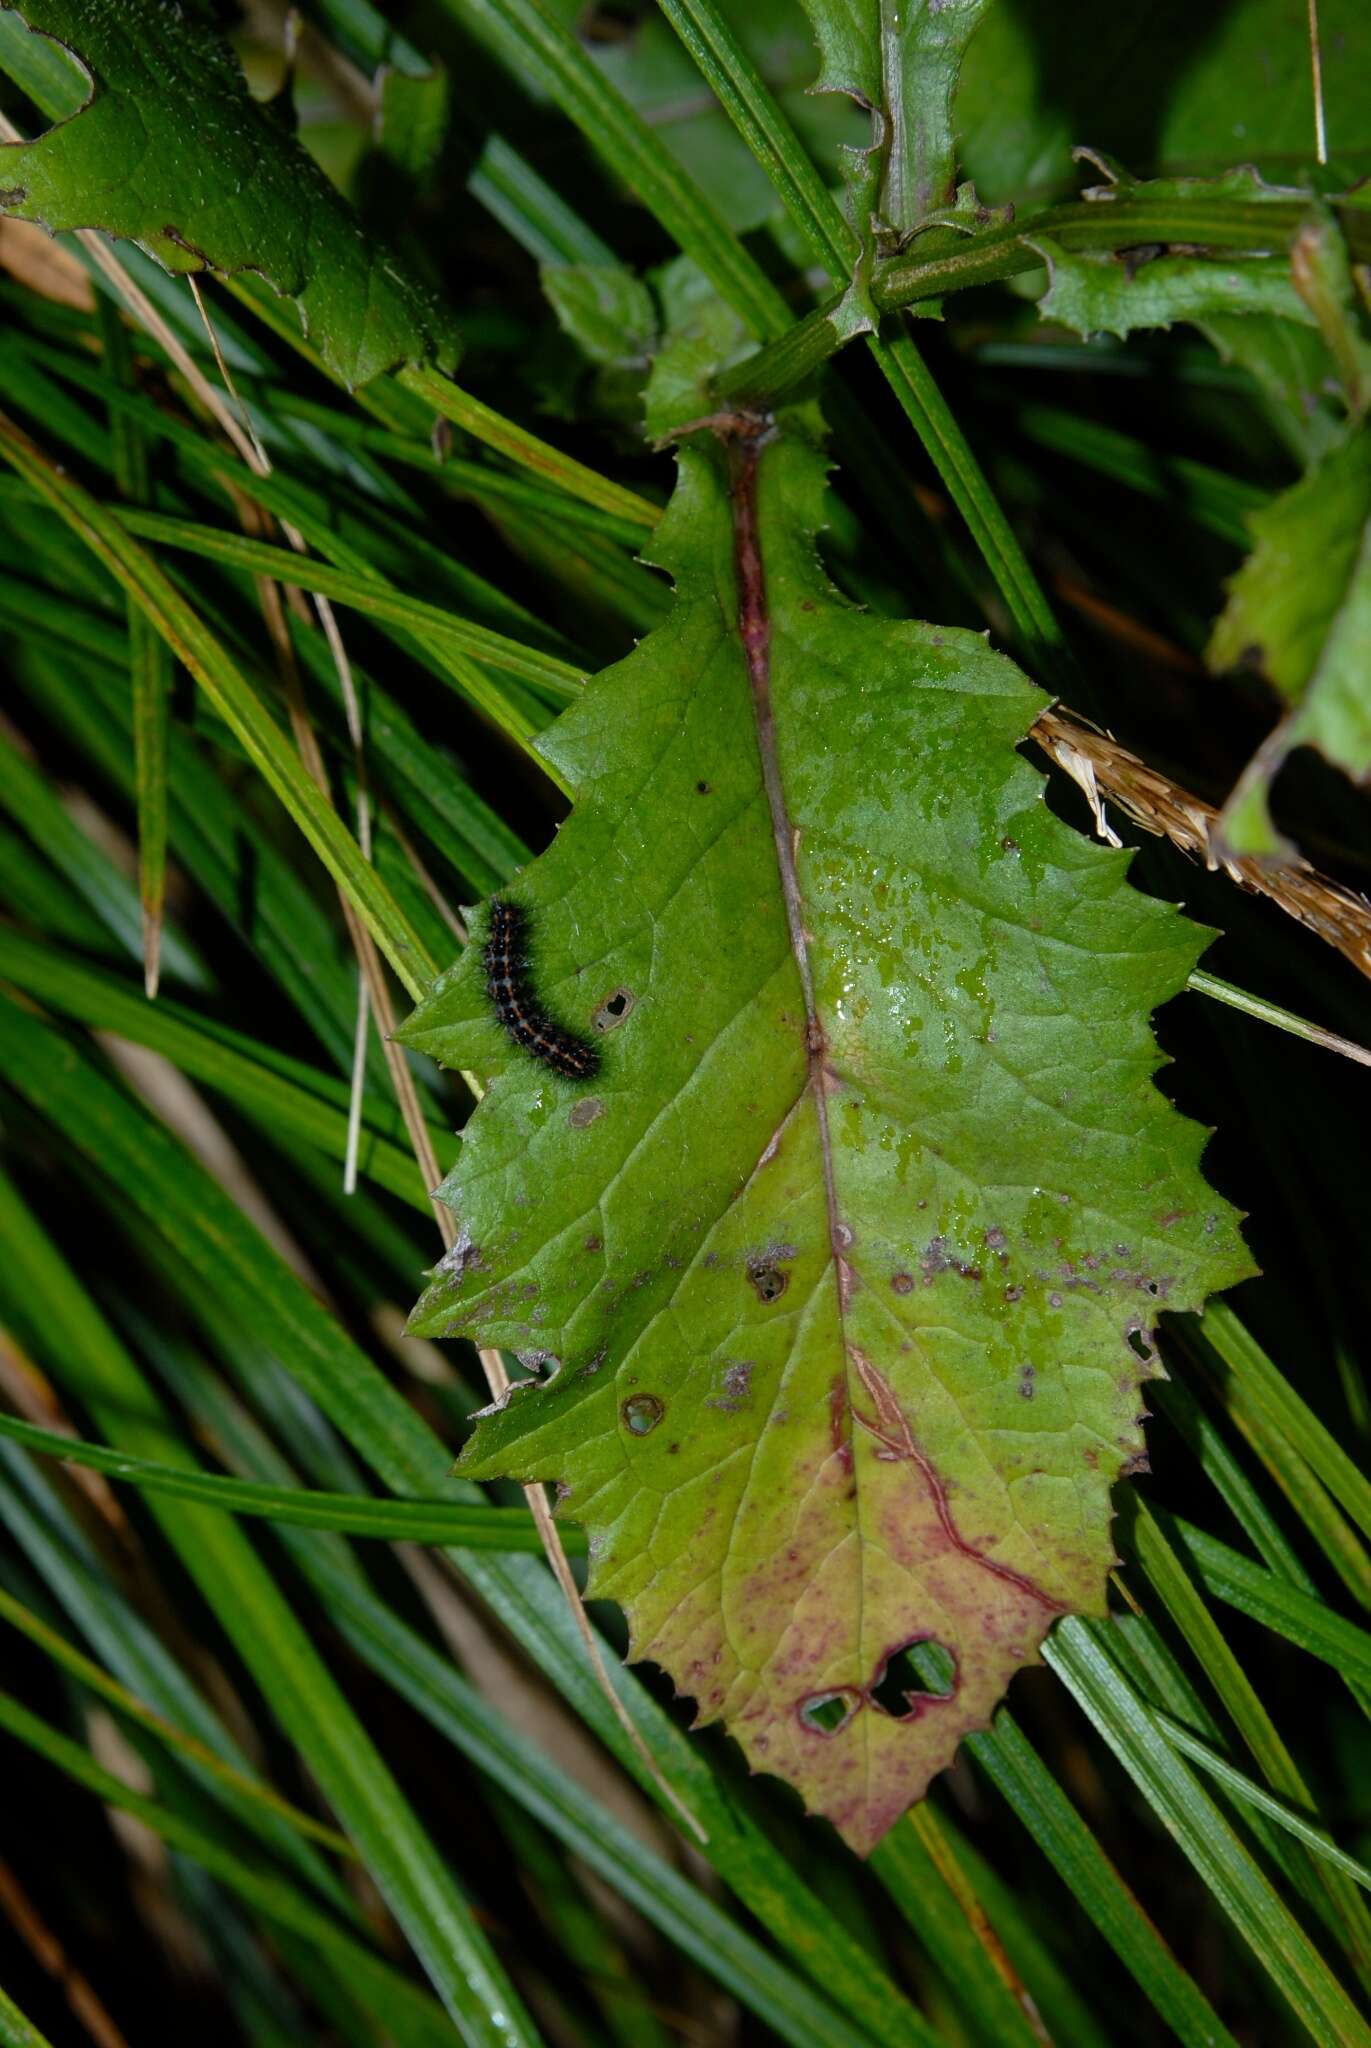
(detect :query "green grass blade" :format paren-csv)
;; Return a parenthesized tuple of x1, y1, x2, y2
(1195, 1305, 1371, 1550)
(400, 368, 659, 528)
(97, 293, 173, 998)
(469, 132, 617, 267)
(20, 651, 386, 1083)
(0, 1585, 352, 1856)
(0, 1413, 563, 1552)
(0, 996, 936, 2046)
(654, 0, 853, 274)
(0, 929, 445, 1208)
(1166, 1517, 1371, 1683)
(937, 1828, 1114, 2048)
(1046, 1617, 1369, 2047)
(0, 1983, 54, 2048)
(424, 0, 787, 340)
(1156, 1369, 1371, 1718)
(113, 505, 585, 702)
(964, 1708, 1239, 2048)
(0, 727, 201, 986)
(290, 1551, 913, 2048)
(0, 412, 436, 999)
(1124, 1492, 1371, 1982)
(133, 1327, 926, 2048)
(1155, 1713, 1371, 1893)
(0, 1444, 357, 1917)
(0, 1154, 540, 2048)
(0, 1689, 462, 2048)
(871, 1816, 1044, 2047)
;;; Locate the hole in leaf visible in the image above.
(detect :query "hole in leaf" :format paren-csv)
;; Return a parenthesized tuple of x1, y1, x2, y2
(798, 1688, 860, 1736)
(620, 1393, 663, 1436)
(747, 1259, 789, 1303)
(593, 987, 635, 1033)
(1127, 1326, 1154, 1363)
(869, 1638, 957, 1718)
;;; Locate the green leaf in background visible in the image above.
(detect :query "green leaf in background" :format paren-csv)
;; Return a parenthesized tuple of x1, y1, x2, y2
(404, 415, 1251, 1853)
(792, 0, 990, 230)
(956, 0, 1371, 202)
(1209, 426, 1371, 853)
(540, 263, 657, 370)
(541, 0, 868, 237)
(0, 0, 459, 385)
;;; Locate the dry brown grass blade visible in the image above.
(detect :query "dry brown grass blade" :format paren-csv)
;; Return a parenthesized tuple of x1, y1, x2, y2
(0, 1855, 130, 2048)
(1031, 705, 1371, 983)
(0, 218, 93, 309)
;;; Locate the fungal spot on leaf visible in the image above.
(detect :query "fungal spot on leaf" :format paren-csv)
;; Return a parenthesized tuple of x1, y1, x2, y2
(870, 1639, 958, 1718)
(1018, 1364, 1035, 1399)
(569, 1097, 604, 1128)
(621, 1393, 664, 1435)
(706, 1360, 754, 1412)
(891, 1271, 914, 1295)
(799, 1688, 860, 1737)
(593, 987, 635, 1033)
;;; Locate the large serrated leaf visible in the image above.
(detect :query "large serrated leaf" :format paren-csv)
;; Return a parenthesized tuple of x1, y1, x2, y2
(402, 419, 1251, 1854)
(0, 0, 458, 387)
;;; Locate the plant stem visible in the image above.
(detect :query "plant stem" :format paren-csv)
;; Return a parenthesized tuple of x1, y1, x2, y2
(718, 192, 1347, 409)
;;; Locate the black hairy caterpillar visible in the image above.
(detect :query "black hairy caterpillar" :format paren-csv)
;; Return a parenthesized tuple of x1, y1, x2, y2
(483, 899, 600, 1081)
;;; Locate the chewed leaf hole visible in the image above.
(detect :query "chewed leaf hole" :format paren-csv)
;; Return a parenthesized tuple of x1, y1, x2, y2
(593, 987, 635, 1033)
(747, 1259, 789, 1303)
(621, 1393, 663, 1435)
(799, 1688, 860, 1737)
(1127, 1326, 1155, 1363)
(870, 1639, 957, 1719)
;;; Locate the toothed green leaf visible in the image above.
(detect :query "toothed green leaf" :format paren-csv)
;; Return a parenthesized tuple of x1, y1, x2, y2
(402, 418, 1251, 1853)
(0, 0, 458, 386)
